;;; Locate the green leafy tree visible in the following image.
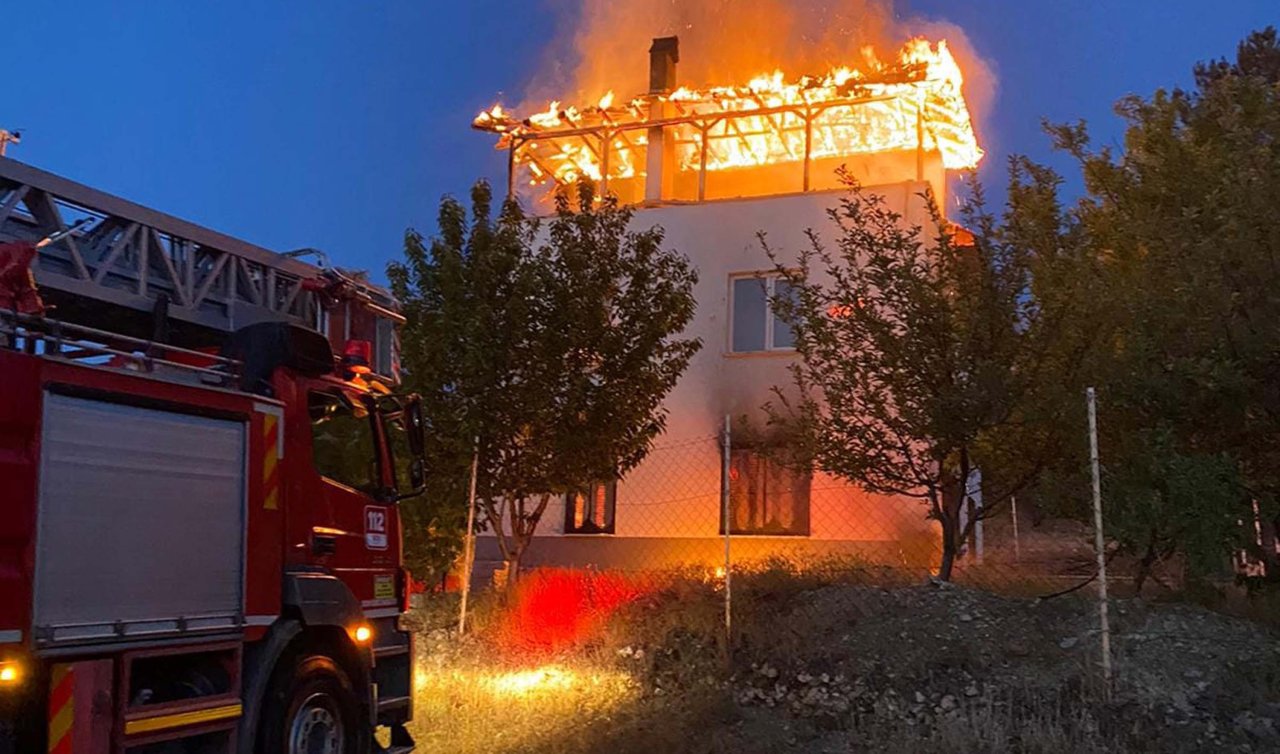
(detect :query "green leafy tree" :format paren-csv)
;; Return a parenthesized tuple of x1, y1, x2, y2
(389, 182, 700, 586)
(764, 168, 1086, 581)
(388, 183, 539, 583)
(1044, 27, 1280, 585)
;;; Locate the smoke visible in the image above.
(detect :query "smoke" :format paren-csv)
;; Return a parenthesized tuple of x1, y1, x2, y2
(522, 0, 997, 133)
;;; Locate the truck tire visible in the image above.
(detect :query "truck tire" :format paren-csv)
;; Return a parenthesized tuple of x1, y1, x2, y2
(258, 654, 366, 754)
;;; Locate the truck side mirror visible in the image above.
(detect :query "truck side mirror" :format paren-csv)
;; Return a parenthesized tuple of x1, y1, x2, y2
(396, 395, 427, 501)
(405, 395, 425, 457)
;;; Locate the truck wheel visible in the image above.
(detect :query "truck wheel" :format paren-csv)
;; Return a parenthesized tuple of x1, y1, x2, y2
(259, 654, 365, 754)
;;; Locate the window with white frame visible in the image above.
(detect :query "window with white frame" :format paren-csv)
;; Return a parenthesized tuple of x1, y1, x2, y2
(730, 274, 796, 353)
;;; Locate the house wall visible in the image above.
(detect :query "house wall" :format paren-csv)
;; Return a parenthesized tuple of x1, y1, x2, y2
(478, 159, 948, 576)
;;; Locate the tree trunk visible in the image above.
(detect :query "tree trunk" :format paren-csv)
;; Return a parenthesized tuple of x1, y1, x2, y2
(933, 480, 961, 582)
(505, 543, 525, 591)
(1134, 534, 1158, 596)
(937, 504, 959, 582)
(1261, 509, 1279, 583)
(501, 521, 531, 592)
(502, 493, 550, 591)
(935, 451, 971, 582)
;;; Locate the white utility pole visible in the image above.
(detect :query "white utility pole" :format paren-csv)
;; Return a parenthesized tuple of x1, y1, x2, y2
(1087, 387, 1113, 694)
(457, 444, 480, 635)
(721, 414, 732, 649)
(1011, 495, 1021, 562)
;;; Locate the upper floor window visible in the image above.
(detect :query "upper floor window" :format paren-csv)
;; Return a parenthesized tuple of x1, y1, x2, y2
(309, 390, 378, 493)
(565, 481, 617, 534)
(730, 274, 796, 353)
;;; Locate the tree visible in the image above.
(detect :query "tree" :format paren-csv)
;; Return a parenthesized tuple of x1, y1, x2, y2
(763, 168, 1086, 581)
(388, 183, 539, 583)
(389, 181, 700, 587)
(1044, 27, 1280, 586)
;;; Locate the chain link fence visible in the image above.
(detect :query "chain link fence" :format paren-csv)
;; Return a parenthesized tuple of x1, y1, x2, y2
(455, 414, 1133, 634)
(440, 406, 1277, 665)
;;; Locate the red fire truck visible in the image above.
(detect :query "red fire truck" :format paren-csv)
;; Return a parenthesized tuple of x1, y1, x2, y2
(0, 157, 418, 753)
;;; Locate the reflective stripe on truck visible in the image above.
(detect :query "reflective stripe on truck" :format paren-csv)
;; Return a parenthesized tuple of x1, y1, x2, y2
(45, 660, 111, 754)
(46, 665, 73, 754)
(123, 702, 242, 735)
(256, 402, 284, 511)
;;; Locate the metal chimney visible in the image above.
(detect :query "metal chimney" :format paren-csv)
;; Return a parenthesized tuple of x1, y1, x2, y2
(645, 36, 679, 203)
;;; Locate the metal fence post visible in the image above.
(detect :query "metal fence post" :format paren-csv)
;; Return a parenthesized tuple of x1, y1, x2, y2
(1087, 387, 1113, 694)
(458, 443, 480, 636)
(721, 414, 732, 652)
(1011, 495, 1021, 563)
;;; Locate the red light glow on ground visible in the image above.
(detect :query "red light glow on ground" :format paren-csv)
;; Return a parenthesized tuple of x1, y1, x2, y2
(495, 568, 656, 653)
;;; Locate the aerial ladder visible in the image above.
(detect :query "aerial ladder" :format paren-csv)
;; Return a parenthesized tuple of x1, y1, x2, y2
(0, 155, 403, 375)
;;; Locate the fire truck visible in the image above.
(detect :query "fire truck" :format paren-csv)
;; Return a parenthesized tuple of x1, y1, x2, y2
(0, 156, 418, 753)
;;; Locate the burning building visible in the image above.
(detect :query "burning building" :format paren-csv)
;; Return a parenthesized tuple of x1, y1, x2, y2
(469, 33, 985, 580)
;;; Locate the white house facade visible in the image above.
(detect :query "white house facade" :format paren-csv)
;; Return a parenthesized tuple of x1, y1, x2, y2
(473, 175, 948, 578)
(470, 34, 982, 580)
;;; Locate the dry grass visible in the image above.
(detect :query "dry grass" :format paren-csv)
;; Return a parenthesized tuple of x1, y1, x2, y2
(409, 653, 642, 753)
(404, 569, 739, 754)
(403, 565, 1280, 753)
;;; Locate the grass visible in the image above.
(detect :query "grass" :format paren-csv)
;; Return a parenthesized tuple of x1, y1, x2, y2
(404, 568, 733, 753)
(403, 564, 1279, 753)
(404, 564, 949, 752)
(410, 652, 642, 753)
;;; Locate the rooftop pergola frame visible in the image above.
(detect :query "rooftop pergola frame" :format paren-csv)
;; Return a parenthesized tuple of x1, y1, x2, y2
(474, 37, 983, 207)
(484, 90, 935, 204)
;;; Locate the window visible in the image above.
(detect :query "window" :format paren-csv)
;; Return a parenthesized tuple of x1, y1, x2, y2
(374, 317, 396, 378)
(379, 399, 417, 497)
(730, 275, 796, 352)
(724, 449, 810, 535)
(564, 481, 617, 534)
(309, 390, 378, 492)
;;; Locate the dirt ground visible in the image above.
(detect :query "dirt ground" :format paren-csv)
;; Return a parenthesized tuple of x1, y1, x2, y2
(408, 578, 1280, 753)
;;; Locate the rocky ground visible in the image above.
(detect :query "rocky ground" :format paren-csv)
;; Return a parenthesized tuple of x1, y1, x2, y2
(410, 579, 1280, 753)
(705, 582, 1280, 752)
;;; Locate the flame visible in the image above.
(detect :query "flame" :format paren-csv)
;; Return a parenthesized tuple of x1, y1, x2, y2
(474, 37, 983, 201)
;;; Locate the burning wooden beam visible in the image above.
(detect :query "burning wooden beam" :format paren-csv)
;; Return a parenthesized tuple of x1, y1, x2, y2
(475, 37, 982, 203)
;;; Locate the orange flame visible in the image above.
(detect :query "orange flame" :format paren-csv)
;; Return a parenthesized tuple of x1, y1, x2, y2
(474, 37, 982, 202)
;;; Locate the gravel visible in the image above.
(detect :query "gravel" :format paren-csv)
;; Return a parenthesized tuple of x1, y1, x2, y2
(716, 582, 1280, 752)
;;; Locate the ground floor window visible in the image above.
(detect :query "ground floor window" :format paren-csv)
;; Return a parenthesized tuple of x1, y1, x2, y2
(724, 449, 810, 535)
(565, 481, 617, 534)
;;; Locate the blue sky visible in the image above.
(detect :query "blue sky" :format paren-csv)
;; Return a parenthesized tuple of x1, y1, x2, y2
(5, 2, 1276, 280)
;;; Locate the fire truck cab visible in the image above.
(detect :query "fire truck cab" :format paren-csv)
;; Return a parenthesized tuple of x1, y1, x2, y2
(0, 158, 417, 753)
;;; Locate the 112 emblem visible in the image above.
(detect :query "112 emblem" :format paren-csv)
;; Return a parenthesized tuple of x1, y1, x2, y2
(364, 506, 388, 550)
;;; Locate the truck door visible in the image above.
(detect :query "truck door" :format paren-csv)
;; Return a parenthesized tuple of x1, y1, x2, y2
(302, 389, 397, 594)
